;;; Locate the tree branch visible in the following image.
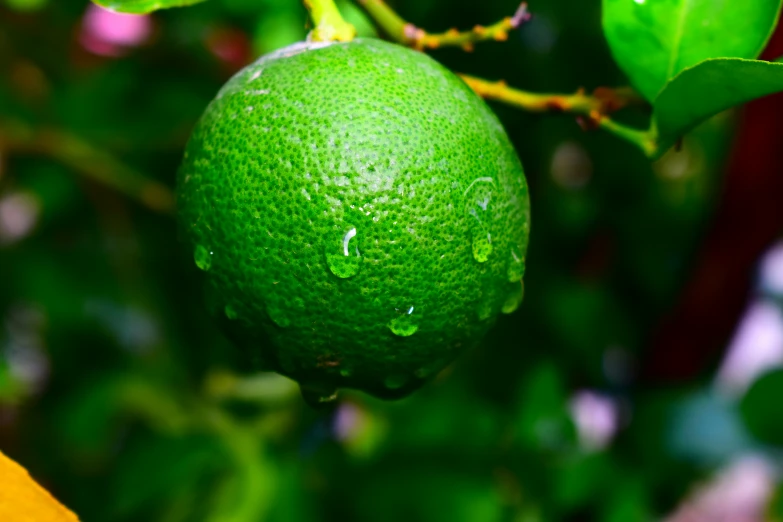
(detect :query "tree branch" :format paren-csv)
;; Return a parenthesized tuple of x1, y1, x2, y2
(0, 121, 175, 213)
(357, 0, 530, 50)
(460, 75, 657, 157)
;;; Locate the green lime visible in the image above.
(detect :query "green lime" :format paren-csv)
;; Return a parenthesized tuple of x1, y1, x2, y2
(176, 38, 530, 402)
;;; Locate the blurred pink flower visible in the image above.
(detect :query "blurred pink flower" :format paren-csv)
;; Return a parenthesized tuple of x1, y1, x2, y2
(569, 390, 619, 451)
(717, 300, 783, 397)
(80, 4, 151, 57)
(664, 456, 774, 522)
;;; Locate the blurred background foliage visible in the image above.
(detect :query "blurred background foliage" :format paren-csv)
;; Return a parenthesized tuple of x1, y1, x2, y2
(2, 0, 783, 521)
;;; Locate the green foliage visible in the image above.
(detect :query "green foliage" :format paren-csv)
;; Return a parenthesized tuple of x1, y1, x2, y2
(740, 368, 783, 446)
(2, 0, 783, 521)
(513, 362, 574, 451)
(652, 58, 783, 156)
(602, 0, 782, 101)
(110, 434, 225, 520)
(93, 0, 209, 14)
(602, 480, 652, 522)
(0, 361, 22, 402)
(354, 468, 505, 522)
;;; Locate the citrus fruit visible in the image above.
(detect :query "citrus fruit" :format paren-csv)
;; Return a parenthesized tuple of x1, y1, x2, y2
(176, 37, 530, 403)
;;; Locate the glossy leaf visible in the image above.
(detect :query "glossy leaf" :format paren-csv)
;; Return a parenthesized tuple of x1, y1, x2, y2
(653, 58, 783, 156)
(92, 0, 208, 14)
(603, 0, 782, 101)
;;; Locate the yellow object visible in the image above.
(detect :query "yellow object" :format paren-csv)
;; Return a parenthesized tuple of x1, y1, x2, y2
(0, 451, 78, 522)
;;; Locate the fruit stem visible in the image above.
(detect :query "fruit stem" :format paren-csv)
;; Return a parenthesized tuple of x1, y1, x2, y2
(357, 0, 530, 50)
(597, 118, 658, 158)
(0, 119, 174, 213)
(460, 74, 657, 158)
(304, 0, 357, 42)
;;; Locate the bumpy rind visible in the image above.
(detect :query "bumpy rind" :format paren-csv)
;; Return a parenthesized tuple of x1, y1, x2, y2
(177, 38, 530, 399)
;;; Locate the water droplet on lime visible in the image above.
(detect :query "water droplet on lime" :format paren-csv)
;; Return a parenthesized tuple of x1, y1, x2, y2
(224, 304, 238, 320)
(471, 230, 493, 263)
(389, 306, 418, 336)
(502, 281, 524, 314)
(384, 374, 408, 389)
(325, 226, 362, 278)
(463, 178, 495, 263)
(508, 247, 525, 282)
(194, 244, 212, 271)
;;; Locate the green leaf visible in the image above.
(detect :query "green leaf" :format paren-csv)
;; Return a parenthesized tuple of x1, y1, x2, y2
(602, 0, 782, 101)
(740, 368, 783, 447)
(92, 0, 208, 14)
(652, 58, 783, 156)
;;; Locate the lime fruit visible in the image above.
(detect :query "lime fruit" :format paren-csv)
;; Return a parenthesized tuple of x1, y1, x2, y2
(177, 38, 530, 403)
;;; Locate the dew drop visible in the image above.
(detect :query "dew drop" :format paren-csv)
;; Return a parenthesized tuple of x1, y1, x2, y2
(463, 178, 495, 263)
(384, 374, 408, 389)
(194, 244, 212, 271)
(224, 304, 238, 320)
(502, 281, 525, 314)
(471, 229, 493, 263)
(508, 247, 526, 282)
(266, 300, 290, 328)
(339, 368, 352, 377)
(389, 306, 419, 337)
(325, 226, 362, 278)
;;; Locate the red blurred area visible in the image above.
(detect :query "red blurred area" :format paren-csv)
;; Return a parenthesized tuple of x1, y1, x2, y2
(645, 27, 783, 381)
(205, 26, 253, 74)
